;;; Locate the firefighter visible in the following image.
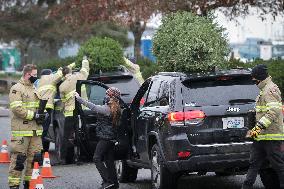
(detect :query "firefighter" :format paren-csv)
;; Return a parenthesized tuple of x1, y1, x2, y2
(37, 63, 75, 152)
(8, 64, 46, 189)
(59, 58, 89, 164)
(123, 57, 144, 84)
(242, 64, 284, 189)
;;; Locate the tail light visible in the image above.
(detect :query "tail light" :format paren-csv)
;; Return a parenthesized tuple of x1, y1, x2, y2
(282, 105, 284, 115)
(168, 110, 206, 126)
(178, 151, 191, 159)
(140, 98, 145, 106)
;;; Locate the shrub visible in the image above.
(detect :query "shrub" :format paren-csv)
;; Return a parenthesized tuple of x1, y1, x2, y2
(76, 37, 125, 74)
(136, 58, 159, 79)
(264, 60, 284, 98)
(152, 11, 230, 73)
(228, 59, 284, 98)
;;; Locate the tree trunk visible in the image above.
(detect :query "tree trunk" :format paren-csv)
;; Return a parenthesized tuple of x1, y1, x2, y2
(130, 21, 146, 62)
(18, 40, 31, 69)
(20, 46, 29, 69)
(48, 42, 59, 59)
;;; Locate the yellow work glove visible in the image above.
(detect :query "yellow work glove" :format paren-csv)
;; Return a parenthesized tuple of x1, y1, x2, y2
(82, 59, 89, 65)
(250, 126, 262, 138)
(67, 62, 76, 69)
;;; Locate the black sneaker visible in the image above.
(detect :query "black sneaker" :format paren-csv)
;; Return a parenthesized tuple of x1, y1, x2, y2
(23, 181, 29, 189)
(10, 186, 19, 189)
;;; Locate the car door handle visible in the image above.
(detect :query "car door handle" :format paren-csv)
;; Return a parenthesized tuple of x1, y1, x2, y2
(86, 114, 97, 118)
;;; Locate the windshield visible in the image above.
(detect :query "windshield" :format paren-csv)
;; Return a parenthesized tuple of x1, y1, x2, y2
(182, 76, 259, 106)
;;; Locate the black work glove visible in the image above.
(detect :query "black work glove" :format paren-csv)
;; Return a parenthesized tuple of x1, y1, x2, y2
(34, 112, 47, 125)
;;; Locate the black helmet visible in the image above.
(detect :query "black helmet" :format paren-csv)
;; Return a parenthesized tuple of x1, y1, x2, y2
(251, 64, 268, 81)
(40, 69, 52, 76)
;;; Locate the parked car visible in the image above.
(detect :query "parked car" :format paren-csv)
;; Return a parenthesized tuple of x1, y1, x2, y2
(120, 69, 261, 189)
(46, 67, 282, 188)
(44, 66, 141, 163)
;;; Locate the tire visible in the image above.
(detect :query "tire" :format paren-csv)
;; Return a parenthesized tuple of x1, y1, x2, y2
(116, 160, 138, 183)
(260, 168, 280, 189)
(151, 144, 178, 189)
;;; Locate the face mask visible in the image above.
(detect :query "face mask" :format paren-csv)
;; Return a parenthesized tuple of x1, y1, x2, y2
(103, 95, 110, 105)
(29, 75, 38, 83)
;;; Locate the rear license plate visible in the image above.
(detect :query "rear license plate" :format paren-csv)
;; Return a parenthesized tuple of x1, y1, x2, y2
(222, 117, 244, 129)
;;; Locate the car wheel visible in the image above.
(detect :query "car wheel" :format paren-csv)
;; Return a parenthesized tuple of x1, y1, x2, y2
(260, 168, 280, 189)
(65, 147, 74, 164)
(115, 160, 138, 183)
(151, 144, 178, 189)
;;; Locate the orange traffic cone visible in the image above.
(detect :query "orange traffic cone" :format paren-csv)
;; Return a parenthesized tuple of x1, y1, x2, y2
(0, 140, 10, 163)
(35, 175, 44, 189)
(41, 152, 56, 178)
(29, 162, 40, 189)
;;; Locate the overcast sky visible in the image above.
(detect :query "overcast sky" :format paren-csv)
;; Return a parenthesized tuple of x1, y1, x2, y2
(214, 8, 284, 43)
(148, 8, 284, 44)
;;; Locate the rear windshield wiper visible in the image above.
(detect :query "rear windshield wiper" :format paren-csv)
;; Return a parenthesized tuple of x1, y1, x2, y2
(121, 93, 130, 96)
(229, 99, 255, 104)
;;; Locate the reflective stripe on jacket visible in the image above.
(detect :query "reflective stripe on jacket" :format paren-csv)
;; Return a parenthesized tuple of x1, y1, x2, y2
(9, 78, 42, 136)
(8, 176, 21, 186)
(37, 69, 63, 110)
(254, 76, 284, 141)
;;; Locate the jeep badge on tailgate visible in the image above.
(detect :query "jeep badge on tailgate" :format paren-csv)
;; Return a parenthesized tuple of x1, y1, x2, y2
(227, 107, 240, 112)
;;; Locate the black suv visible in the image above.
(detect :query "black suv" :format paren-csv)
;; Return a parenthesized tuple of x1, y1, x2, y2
(45, 66, 141, 163)
(120, 69, 261, 189)
(47, 68, 280, 188)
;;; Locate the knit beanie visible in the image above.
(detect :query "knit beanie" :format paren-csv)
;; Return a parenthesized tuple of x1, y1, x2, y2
(40, 69, 52, 76)
(106, 87, 121, 99)
(251, 64, 268, 81)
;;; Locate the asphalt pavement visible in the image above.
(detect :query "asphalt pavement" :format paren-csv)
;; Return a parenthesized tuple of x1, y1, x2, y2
(0, 117, 265, 189)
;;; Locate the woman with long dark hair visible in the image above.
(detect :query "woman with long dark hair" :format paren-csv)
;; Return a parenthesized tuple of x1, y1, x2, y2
(75, 87, 121, 189)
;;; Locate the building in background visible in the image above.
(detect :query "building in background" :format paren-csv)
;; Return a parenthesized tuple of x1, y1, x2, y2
(259, 41, 273, 60)
(231, 37, 284, 62)
(0, 45, 20, 72)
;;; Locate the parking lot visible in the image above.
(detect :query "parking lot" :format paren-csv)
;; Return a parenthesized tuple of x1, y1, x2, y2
(0, 117, 265, 189)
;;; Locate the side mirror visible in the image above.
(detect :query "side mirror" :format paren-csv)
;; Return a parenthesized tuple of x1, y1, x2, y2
(159, 97, 169, 106)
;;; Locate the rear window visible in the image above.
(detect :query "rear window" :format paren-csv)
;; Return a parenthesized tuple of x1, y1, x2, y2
(182, 76, 259, 106)
(103, 78, 140, 103)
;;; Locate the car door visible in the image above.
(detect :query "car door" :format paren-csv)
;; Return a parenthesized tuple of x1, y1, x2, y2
(131, 78, 162, 163)
(75, 80, 131, 160)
